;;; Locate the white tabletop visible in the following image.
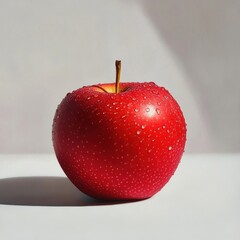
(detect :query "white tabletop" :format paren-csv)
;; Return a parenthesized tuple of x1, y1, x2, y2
(0, 154, 239, 240)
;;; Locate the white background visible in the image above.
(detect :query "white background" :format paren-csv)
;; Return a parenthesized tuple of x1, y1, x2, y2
(0, 0, 239, 153)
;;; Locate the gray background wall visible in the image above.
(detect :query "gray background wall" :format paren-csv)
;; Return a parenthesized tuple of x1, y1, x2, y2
(0, 0, 239, 153)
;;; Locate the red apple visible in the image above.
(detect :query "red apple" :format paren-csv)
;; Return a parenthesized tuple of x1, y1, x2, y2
(52, 61, 186, 200)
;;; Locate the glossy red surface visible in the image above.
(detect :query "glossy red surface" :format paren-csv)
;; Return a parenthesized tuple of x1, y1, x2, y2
(52, 82, 186, 200)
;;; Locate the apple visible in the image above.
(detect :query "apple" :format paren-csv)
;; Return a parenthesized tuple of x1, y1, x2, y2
(52, 61, 186, 200)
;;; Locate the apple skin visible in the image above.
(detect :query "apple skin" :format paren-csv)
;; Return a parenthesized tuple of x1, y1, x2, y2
(52, 82, 186, 200)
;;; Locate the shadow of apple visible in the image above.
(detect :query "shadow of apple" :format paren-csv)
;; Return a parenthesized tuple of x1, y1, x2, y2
(0, 176, 139, 206)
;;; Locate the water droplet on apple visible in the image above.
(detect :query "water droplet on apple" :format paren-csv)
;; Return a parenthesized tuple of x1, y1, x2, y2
(141, 125, 146, 129)
(168, 146, 172, 150)
(156, 108, 161, 115)
(136, 130, 141, 135)
(112, 102, 118, 105)
(157, 102, 161, 106)
(121, 115, 127, 119)
(146, 108, 150, 112)
(134, 109, 139, 113)
(143, 96, 147, 100)
(162, 125, 166, 129)
(152, 90, 159, 95)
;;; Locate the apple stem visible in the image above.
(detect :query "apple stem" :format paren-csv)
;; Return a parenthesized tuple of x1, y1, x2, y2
(115, 60, 121, 93)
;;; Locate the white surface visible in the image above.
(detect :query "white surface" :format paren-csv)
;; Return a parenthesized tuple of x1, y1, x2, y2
(0, 0, 240, 153)
(0, 154, 240, 240)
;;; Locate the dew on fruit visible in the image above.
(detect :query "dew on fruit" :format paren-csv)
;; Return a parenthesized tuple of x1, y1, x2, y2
(132, 97, 136, 101)
(136, 130, 141, 135)
(156, 108, 161, 115)
(168, 146, 172, 150)
(162, 125, 166, 129)
(152, 90, 159, 95)
(134, 109, 139, 113)
(146, 108, 150, 112)
(141, 124, 146, 129)
(143, 96, 147, 100)
(121, 115, 127, 119)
